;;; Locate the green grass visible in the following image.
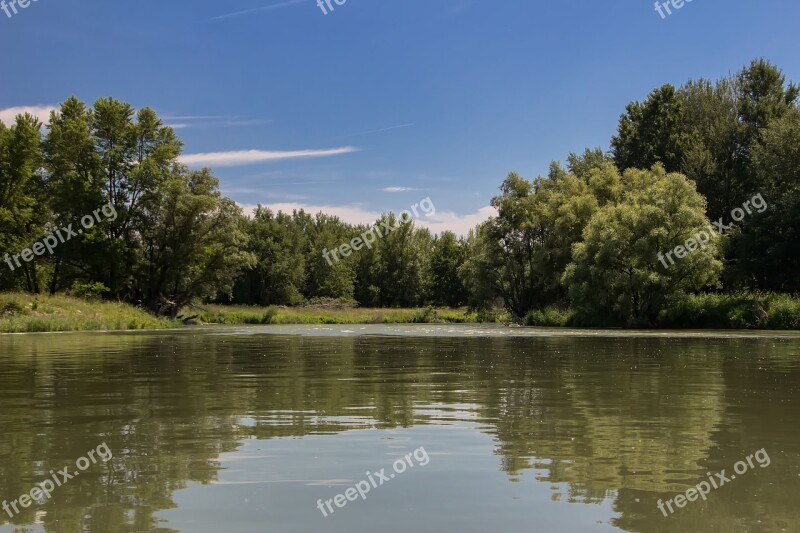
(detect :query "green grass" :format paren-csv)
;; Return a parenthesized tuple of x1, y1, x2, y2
(0, 293, 497, 333)
(197, 304, 477, 325)
(0, 293, 174, 333)
(6, 291, 795, 333)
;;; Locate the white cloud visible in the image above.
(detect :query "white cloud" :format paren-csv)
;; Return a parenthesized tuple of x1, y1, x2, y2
(238, 202, 382, 226)
(417, 205, 496, 235)
(178, 147, 358, 167)
(0, 105, 58, 126)
(236, 202, 495, 235)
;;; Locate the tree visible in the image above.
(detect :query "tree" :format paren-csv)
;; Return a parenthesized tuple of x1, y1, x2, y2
(302, 213, 356, 302)
(235, 208, 306, 306)
(611, 84, 689, 173)
(679, 77, 742, 219)
(428, 231, 467, 306)
(43, 97, 182, 297)
(563, 166, 722, 326)
(459, 223, 503, 310)
(567, 147, 613, 180)
(475, 164, 605, 317)
(730, 110, 800, 291)
(0, 113, 46, 292)
(137, 167, 254, 317)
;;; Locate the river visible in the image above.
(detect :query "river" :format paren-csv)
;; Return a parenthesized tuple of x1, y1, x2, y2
(1, 325, 798, 532)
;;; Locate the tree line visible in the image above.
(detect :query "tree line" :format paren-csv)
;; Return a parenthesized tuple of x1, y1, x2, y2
(0, 59, 797, 324)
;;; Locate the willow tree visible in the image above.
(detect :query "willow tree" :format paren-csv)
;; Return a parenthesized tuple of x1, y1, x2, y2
(563, 165, 722, 326)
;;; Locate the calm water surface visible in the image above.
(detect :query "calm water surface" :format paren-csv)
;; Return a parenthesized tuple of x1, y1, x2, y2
(1, 325, 799, 532)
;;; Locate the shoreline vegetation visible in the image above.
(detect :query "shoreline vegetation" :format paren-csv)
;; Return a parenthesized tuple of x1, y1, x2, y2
(1, 60, 799, 330)
(1, 292, 798, 334)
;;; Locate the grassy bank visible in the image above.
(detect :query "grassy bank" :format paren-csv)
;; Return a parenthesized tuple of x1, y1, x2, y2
(196, 304, 478, 325)
(0, 293, 174, 333)
(4, 292, 798, 334)
(0, 294, 480, 333)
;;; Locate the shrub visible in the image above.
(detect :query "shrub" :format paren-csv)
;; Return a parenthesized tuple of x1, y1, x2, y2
(66, 282, 110, 301)
(262, 306, 279, 324)
(659, 292, 800, 330)
(412, 307, 438, 323)
(1, 300, 27, 317)
(524, 307, 574, 327)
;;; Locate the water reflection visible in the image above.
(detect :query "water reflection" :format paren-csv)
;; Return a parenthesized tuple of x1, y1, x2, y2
(0, 327, 798, 532)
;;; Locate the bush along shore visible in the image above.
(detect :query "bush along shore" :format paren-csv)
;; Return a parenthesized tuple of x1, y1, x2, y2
(2, 292, 799, 334)
(524, 293, 800, 330)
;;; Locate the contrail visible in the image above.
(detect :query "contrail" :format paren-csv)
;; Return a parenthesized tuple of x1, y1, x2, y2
(209, 0, 307, 21)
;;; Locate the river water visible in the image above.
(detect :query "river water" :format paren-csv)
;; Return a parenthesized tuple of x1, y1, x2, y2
(1, 325, 798, 532)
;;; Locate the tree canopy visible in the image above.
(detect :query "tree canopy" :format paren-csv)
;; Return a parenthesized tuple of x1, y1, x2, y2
(0, 58, 797, 325)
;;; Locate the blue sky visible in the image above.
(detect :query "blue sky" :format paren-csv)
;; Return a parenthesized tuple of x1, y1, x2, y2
(2, 0, 799, 233)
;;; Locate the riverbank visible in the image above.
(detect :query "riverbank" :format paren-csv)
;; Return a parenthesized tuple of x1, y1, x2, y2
(0, 293, 480, 333)
(0, 293, 173, 333)
(196, 304, 477, 325)
(2, 292, 798, 334)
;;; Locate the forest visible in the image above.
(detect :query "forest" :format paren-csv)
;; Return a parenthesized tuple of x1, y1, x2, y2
(1, 59, 798, 327)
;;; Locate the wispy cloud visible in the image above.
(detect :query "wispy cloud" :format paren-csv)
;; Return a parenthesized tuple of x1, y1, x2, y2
(163, 115, 268, 129)
(223, 188, 309, 201)
(179, 147, 358, 167)
(163, 115, 230, 120)
(380, 187, 418, 193)
(209, 0, 307, 21)
(344, 123, 415, 137)
(0, 105, 58, 126)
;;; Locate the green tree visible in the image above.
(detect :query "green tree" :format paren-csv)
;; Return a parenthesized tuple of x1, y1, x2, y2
(476, 164, 604, 317)
(428, 231, 467, 306)
(302, 213, 357, 302)
(563, 166, 722, 326)
(137, 167, 254, 317)
(235, 208, 307, 306)
(731, 109, 800, 291)
(43, 97, 182, 297)
(611, 84, 689, 173)
(0, 113, 46, 292)
(459, 223, 503, 310)
(679, 77, 742, 219)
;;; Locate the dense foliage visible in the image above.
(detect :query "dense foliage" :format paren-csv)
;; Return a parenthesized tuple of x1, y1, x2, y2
(0, 59, 797, 325)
